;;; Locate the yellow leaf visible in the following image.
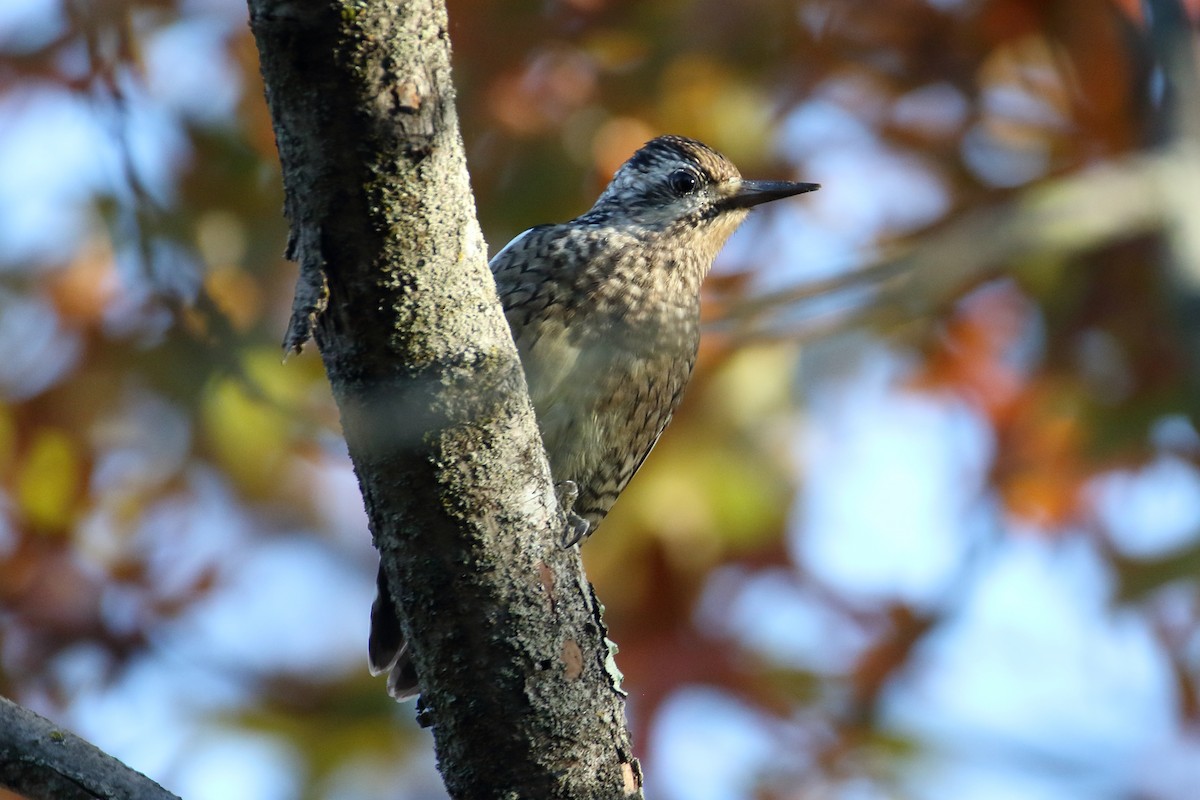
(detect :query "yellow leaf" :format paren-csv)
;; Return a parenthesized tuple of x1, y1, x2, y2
(16, 428, 82, 533)
(0, 403, 15, 476)
(203, 375, 288, 495)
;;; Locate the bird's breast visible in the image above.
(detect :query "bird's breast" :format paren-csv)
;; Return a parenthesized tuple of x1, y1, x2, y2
(511, 293, 699, 482)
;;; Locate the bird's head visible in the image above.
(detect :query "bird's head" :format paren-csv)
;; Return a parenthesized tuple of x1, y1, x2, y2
(585, 135, 819, 256)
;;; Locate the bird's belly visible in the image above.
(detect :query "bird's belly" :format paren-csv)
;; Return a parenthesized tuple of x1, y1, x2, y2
(519, 322, 695, 527)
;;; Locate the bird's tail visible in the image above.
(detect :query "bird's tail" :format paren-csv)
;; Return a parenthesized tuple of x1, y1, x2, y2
(368, 564, 421, 701)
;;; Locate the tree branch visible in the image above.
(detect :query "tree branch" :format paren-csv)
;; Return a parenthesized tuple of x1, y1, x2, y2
(246, 0, 641, 797)
(0, 696, 181, 800)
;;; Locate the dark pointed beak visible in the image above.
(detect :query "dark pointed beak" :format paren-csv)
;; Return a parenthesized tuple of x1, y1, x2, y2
(722, 179, 820, 210)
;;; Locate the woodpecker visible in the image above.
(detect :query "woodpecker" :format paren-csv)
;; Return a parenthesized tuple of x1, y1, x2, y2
(369, 134, 819, 700)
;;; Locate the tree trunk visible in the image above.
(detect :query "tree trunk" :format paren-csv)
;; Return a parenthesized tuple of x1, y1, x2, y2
(246, 0, 642, 797)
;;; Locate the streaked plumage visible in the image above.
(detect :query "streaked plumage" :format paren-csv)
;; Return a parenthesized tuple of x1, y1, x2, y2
(370, 135, 818, 699)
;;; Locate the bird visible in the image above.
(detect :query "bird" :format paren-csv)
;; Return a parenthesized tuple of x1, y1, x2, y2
(369, 134, 819, 700)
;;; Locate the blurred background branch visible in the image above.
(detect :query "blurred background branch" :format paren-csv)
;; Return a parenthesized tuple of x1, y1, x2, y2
(0, 696, 181, 800)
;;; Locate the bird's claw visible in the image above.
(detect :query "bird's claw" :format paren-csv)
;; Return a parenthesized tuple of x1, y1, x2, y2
(562, 512, 589, 548)
(556, 480, 590, 547)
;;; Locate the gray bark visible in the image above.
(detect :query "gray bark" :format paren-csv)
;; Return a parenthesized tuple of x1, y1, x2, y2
(0, 696, 181, 800)
(246, 1, 642, 798)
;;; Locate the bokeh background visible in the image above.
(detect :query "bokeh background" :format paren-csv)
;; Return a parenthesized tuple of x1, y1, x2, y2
(3, 0, 1200, 798)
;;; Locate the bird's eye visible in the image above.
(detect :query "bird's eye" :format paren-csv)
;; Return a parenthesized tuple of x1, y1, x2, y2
(668, 169, 700, 196)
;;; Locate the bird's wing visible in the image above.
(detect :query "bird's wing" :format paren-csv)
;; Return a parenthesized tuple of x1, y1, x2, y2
(490, 224, 583, 407)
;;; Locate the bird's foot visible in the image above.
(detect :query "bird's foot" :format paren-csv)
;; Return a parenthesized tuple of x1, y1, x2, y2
(556, 480, 590, 547)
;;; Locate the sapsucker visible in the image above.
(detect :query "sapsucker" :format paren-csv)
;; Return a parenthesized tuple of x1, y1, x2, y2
(369, 134, 819, 699)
